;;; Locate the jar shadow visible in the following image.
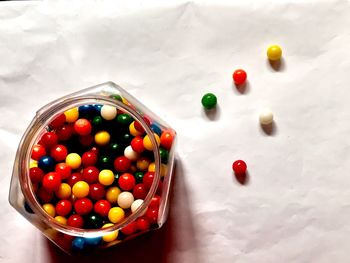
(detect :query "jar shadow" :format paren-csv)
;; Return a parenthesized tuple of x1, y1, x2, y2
(44, 158, 200, 263)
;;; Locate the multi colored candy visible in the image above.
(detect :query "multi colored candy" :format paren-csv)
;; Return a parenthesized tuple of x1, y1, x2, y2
(28, 99, 175, 251)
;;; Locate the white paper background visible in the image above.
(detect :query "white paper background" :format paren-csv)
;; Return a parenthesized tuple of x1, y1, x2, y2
(1, 0, 350, 262)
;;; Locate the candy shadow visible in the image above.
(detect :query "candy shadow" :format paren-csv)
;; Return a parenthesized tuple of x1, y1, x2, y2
(44, 159, 200, 263)
(233, 171, 250, 185)
(233, 81, 250, 95)
(259, 121, 277, 136)
(201, 105, 221, 121)
(267, 58, 286, 72)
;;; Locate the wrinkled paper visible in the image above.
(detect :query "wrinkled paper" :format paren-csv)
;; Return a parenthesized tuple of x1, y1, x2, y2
(1, 1, 350, 262)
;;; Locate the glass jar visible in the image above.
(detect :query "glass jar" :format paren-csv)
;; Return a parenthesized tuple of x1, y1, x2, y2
(8, 82, 176, 254)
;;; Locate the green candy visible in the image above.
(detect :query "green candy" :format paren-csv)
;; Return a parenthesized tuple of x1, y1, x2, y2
(85, 213, 104, 229)
(92, 116, 103, 126)
(99, 155, 111, 169)
(134, 171, 144, 183)
(201, 93, 217, 110)
(159, 148, 169, 164)
(117, 114, 133, 126)
(110, 94, 123, 102)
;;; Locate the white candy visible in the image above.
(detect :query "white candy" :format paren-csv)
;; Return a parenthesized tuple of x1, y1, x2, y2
(124, 145, 139, 161)
(117, 191, 134, 209)
(131, 199, 144, 214)
(101, 105, 117, 120)
(259, 108, 274, 125)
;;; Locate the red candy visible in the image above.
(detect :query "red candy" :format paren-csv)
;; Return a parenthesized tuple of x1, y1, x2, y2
(55, 163, 72, 180)
(89, 183, 106, 201)
(133, 183, 148, 200)
(31, 144, 46, 161)
(81, 151, 98, 167)
(143, 172, 155, 189)
(233, 69, 247, 85)
(37, 187, 54, 203)
(114, 156, 131, 173)
(149, 195, 161, 209)
(118, 173, 136, 191)
(56, 200, 72, 216)
(56, 124, 73, 141)
(160, 131, 174, 150)
(79, 135, 94, 147)
(74, 119, 92, 136)
(29, 167, 44, 183)
(94, 200, 111, 217)
(67, 214, 84, 228)
(39, 132, 58, 149)
(67, 172, 84, 187)
(50, 145, 68, 162)
(145, 208, 158, 224)
(49, 114, 66, 129)
(131, 136, 145, 153)
(74, 198, 93, 215)
(82, 166, 99, 184)
(136, 216, 150, 231)
(42, 172, 61, 191)
(121, 221, 137, 235)
(232, 160, 247, 175)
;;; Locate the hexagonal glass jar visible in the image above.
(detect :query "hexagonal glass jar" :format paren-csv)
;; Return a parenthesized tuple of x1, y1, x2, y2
(8, 82, 176, 254)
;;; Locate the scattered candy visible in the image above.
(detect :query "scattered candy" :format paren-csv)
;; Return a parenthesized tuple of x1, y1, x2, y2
(233, 69, 247, 85)
(259, 108, 274, 125)
(232, 160, 247, 175)
(267, 45, 282, 61)
(201, 93, 217, 110)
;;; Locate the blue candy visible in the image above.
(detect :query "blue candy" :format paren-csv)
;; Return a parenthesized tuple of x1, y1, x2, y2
(38, 156, 55, 172)
(151, 124, 162, 136)
(72, 237, 86, 251)
(84, 237, 102, 247)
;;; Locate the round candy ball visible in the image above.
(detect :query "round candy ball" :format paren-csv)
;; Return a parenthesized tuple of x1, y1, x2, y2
(74, 198, 93, 215)
(102, 223, 119, 242)
(108, 207, 125, 224)
(232, 160, 247, 175)
(64, 108, 79, 123)
(259, 108, 274, 125)
(101, 105, 117, 121)
(72, 237, 86, 251)
(31, 144, 46, 161)
(55, 183, 72, 199)
(50, 145, 68, 162)
(106, 186, 121, 203)
(94, 131, 111, 146)
(42, 172, 61, 191)
(233, 69, 247, 85)
(117, 191, 134, 209)
(72, 181, 90, 198)
(124, 146, 139, 161)
(267, 45, 282, 61)
(74, 119, 92, 136)
(38, 156, 55, 172)
(65, 153, 82, 169)
(85, 213, 104, 229)
(143, 133, 160, 151)
(98, 169, 115, 186)
(201, 93, 217, 110)
(131, 199, 144, 213)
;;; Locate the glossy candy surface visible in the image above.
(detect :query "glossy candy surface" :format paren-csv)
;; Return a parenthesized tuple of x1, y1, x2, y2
(233, 69, 247, 85)
(201, 93, 217, 110)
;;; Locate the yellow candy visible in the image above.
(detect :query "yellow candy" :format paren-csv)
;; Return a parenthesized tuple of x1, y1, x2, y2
(95, 131, 110, 146)
(161, 164, 167, 177)
(55, 216, 67, 225)
(136, 158, 150, 171)
(30, 160, 38, 168)
(43, 203, 55, 217)
(99, 169, 115, 186)
(143, 133, 160, 151)
(129, 122, 142, 137)
(108, 207, 125, 223)
(72, 181, 90, 198)
(55, 183, 72, 199)
(102, 223, 119, 242)
(148, 162, 156, 172)
(66, 153, 81, 169)
(121, 97, 128, 104)
(64, 107, 79, 123)
(267, 45, 282, 61)
(106, 186, 121, 203)
(148, 163, 167, 177)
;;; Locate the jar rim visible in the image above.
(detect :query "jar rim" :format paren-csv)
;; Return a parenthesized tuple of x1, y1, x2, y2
(16, 94, 161, 237)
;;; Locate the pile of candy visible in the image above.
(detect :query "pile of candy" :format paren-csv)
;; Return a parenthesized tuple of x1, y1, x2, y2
(28, 97, 174, 251)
